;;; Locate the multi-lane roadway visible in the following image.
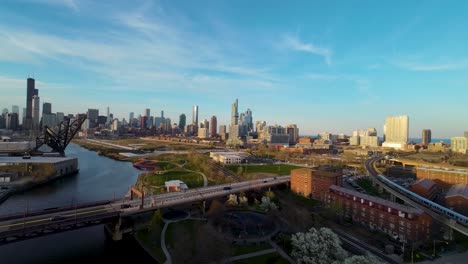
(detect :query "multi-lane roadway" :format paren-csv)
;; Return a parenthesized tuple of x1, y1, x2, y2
(0, 176, 290, 244)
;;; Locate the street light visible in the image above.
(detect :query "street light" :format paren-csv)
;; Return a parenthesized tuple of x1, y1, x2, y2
(433, 239, 449, 257)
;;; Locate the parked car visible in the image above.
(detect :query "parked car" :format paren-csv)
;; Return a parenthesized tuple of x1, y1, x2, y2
(50, 215, 66, 221)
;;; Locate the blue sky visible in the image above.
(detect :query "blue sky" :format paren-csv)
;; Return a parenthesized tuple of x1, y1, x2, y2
(1, 0, 467, 138)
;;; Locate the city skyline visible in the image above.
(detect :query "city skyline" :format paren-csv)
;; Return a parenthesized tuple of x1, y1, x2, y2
(1, 1, 468, 137)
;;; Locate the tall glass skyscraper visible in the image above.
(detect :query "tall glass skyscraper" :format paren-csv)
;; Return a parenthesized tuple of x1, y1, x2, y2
(192, 105, 198, 126)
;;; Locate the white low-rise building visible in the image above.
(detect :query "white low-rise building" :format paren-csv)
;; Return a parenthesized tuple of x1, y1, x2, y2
(210, 152, 245, 164)
(165, 180, 188, 192)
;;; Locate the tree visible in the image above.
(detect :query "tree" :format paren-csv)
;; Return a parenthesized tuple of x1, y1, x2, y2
(226, 194, 238, 206)
(342, 254, 380, 264)
(291, 227, 347, 264)
(260, 196, 278, 212)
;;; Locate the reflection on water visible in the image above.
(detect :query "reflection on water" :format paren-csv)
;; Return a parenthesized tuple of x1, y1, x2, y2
(0, 143, 154, 264)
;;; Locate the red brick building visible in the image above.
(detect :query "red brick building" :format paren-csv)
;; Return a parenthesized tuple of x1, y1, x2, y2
(291, 168, 341, 198)
(445, 184, 468, 216)
(416, 166, 468, 185)
(326, 185, 432, 242)
(409, 179, 438, 200)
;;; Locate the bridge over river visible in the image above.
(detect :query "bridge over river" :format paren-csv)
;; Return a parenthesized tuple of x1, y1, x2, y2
(0, 176, 290, 245)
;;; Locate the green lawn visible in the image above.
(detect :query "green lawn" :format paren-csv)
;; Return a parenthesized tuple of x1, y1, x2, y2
(277, 189, 320, 208)
(166, 220, 198, 249)
(144, 170, 204, 188)
(232, 244, 272, 256)
(225, 164, 303, 176)
(234, 253, 288, 264)
(135, 230, 166, 263)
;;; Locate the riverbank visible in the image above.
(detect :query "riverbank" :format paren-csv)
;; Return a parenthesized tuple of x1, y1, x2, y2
(0, 169, 79, 207)
(72, 139, 135, 161)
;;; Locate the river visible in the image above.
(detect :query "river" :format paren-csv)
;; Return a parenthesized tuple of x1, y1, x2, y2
(0, 143, 155, 264)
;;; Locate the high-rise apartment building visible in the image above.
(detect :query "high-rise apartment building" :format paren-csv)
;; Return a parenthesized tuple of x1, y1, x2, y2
(286, 124, 299, 145)
(163, 118, 172, 134)
(31, 95, 40, 130)
(231, 99, 238, 126)
(179, 114, 186, 132)
(210, 116, 217, 137)
(451, 133, 468, 154)
(382, 115, 409, 149)
(422, 129, 431, 145)
(192, 105, 199, 127)
(350, 128, 379, 147)
(6, 113, 19, 130)
(42, 102, 52, 115)
(219, 125, 227, 134)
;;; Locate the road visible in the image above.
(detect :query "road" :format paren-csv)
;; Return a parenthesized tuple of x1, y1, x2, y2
(0, 176, 290, 241)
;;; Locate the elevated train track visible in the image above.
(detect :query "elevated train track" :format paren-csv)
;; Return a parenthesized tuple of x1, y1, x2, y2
(366, 157, 468, 236)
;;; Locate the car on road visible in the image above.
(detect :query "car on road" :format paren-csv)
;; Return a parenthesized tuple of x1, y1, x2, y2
(50, 215, 66, 221)
(223, 186, 232, 190)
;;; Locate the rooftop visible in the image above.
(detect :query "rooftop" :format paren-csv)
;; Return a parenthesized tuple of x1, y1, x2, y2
(411, 178, 436, 190)
(445, 184, 468, 199)
(418, 165, 468, 174)
(0, 156, 75, 164)
(330, 185, 425, 215)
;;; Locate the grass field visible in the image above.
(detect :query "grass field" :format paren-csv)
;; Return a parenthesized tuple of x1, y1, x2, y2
(233, 253, 288, 264)
(144, 170, 204, 188)
(225, 164, 303, 176)
(232, 244, 272, 256)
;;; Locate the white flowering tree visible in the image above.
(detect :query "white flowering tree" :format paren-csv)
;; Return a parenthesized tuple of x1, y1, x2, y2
(226, 194, 238, 206)
(238, 196, 248, 206)
(291, 227, 347, 264)
(260, 196, 278, 212)
(343, 255, 380, 264)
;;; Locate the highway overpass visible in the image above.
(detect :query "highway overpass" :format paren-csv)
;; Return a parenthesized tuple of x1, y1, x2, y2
(0, 176, 290, 245)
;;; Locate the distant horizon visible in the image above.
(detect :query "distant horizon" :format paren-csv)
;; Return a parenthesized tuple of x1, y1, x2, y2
(1, 1, 468, 138)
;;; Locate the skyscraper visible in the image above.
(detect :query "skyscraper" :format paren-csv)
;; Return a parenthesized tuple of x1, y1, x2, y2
(200, 119, 209, 130)
(106, 106, 110, 123)
(422, 129, 431, 146)
(161, 110, 164, 119)
(25, 77, 38, 129)
(129, 112, 135, 127)
(87, 109, 99, 129)
(32, 95, 40, 130)
(179, 114, 186, 132)
(42, 102, 52, 114)
(244, 108, 253, 132)
(12, 105, 19, 115)
(231, 98, 238, 126)
(145, 108, 150, 118)
(382, 115, 409, 149)
(210, 116, 217, 137)
(192, 105, 199, 127)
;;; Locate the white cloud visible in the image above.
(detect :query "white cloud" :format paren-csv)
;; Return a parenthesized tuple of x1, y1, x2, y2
(283, 35, 332, 65)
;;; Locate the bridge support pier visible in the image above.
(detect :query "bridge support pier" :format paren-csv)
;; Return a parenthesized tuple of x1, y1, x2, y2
(443, 226, 454, 241)
(106, 218, 123, 241)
